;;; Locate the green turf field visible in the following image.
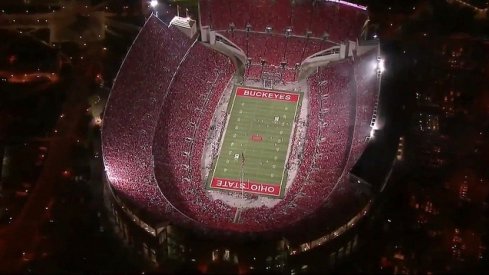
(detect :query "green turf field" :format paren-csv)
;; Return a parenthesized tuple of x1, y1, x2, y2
(208, 86, 302, 197)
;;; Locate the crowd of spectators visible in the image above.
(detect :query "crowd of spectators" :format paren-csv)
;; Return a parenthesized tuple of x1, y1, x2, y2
(229, 32, 337, 84)
(244, 63, 297, 84)
(237, 61, 355, 231)
(103, 13, 378, 233)
(289, 51, 382, 235)
(348, 49, 380, 167)
(284, 36, 327, 66)
(224, 29, 338, 70)
(152, 41, 237, 228)
(200, 0, 367, 40)
(102, 16, 197, 225)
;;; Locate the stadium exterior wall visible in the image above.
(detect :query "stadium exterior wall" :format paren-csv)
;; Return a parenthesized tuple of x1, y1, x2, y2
(102, 167, 382, 273)
(102, 175, 187, 270)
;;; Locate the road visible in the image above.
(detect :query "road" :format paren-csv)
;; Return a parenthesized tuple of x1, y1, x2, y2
(0, 67, 91, 272)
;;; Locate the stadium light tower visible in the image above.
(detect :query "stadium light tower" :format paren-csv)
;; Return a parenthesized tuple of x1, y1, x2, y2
(370, 126, 376, 139)
(378, 58, 385, 73)
(373, 57, 385, 74)
(150, 0, 158, 8)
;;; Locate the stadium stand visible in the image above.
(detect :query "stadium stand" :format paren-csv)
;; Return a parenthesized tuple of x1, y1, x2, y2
(267, 34, 287, 64)
(152, 38, 237, 226)
(103, 0, 379, 234)
(304, 38, 335, 59)
(238, 61, 355, 230)
(199, 0, 211, 27)
(290, 0, 312, 35)
(247, 32, 268, 63)
(153, 38, 235, 229)
(223, 31, 339, 70)
(245, 64, 262, 80)
(231, 0, 250, 29)
(283, 67, 297, 82)
(102, 16, 193, 214)
(228, 30, 248, 54)
(198, 0, 367, 70)
(285, 36, 308, 66)
(268, 0, 292, 32)
(349, 49, 380, 166)
(200, 0, 367, 40)
(217, 33, 339, 70)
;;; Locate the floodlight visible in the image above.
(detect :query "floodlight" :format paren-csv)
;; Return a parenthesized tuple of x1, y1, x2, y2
(378, 58, 385, 73)
(150, 0, 158, 8)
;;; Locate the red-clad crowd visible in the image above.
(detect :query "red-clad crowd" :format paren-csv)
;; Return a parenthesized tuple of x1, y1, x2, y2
(227, 30, 338, 69)
(102, 16, 196, 223)
(348, 49, 380, 167)
(102, 7, 379, 233)
(237, 61, 355, 230)
(200, 0, 367, 40)
(152, 41, 237, 227)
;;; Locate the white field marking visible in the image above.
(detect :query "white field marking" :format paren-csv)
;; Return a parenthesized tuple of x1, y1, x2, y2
(214, 87, 301, 196)
(279, 93, 301, 196)
(209, 86, 241, 189)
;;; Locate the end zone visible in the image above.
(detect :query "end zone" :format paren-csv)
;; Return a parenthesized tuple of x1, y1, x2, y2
(236, 87, 300, 102)
(210, 178, 281, 196)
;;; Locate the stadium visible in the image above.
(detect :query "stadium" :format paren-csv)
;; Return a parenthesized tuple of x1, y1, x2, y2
(101, 0, 397, 271)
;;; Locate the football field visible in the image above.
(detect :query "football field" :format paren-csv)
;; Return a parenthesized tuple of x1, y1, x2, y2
(208, 86, 302, 197)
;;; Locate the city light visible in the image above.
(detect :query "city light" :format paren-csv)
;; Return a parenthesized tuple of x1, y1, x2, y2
(1, 0, 485, 272)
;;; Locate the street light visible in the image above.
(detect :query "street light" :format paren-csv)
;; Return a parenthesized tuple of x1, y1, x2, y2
(150, 0, 158, 8)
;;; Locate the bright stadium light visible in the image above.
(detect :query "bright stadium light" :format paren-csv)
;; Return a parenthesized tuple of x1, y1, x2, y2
(149, 0, 158, 8)
(371, 61, 377, 70)
(378, 58, 385, 73)
(370, 128, 375, 138)
(370, 122, 379, 139)
(374, 58, 385, 74)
